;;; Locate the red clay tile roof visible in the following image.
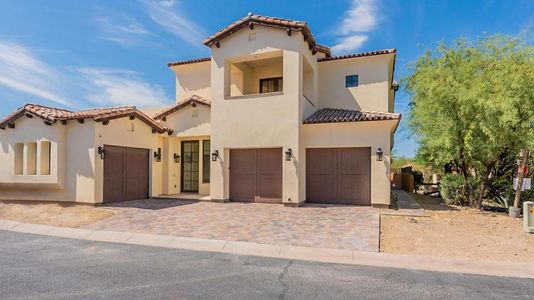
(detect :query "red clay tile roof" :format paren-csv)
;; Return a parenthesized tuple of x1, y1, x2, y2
(0, 103, 170, 134)
(315, 44, 331, 57)
(203, 13, 321, 53)
(154, 95, 210, 120)
(318, 49, 396, 62)
(168, 56, 211, 67)
(303, 108, 401, 124)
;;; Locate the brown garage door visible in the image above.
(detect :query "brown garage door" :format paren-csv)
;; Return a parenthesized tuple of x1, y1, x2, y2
(103, 145, 149, 203)
(230, 148, 282, 203)
(306, 147, 371, 205)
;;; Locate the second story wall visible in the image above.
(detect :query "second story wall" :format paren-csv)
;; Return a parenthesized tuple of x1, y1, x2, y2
(171, 61, 211, 101)
(318, 54, 393, 112)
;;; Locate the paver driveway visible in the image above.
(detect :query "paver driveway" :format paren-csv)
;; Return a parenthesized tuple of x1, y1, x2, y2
(84, 199, 380, 252)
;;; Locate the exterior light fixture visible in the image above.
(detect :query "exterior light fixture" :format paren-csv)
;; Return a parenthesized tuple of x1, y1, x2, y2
(154, 148, 161, 162)
(285, 148, 292, 161)
(173, 153, 180, 163)
(211, 150, 219, 162)
(97, 146, 105, 160)
(376, 148, 384, 161)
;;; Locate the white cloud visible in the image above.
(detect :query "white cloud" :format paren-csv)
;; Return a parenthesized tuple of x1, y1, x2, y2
(143, 0, 205, 46)
(331, 35, 368, 54)
(332, 0, 380, 54)
(93, 13, 158, 48)
(0, 40, 74, 106)
(78, 68, 170, 107)
(340, 0, 378, 34)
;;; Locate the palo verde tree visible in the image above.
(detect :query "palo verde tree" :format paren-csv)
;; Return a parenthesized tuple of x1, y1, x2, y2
(405, 33, 534, 208)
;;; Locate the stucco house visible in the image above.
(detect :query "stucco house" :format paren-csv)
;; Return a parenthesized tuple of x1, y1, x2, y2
(0, 14, 400, 207)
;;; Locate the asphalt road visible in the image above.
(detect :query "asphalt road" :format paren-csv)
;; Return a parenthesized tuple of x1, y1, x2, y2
(0, 230, 533, 300)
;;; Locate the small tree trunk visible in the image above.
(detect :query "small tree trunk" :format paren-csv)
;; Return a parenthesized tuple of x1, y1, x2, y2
(476, 164, 494, 209)
(513, 149, 530, 209)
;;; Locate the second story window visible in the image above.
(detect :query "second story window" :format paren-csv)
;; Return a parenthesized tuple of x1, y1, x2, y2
(345, 75, 359, 88)
(260, 77, 283, 93)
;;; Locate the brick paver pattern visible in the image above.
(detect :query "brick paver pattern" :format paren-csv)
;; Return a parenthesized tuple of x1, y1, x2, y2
(84, 200, 380, 252)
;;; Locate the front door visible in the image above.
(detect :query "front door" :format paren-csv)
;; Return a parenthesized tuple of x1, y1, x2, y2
(181, 141, 199, 193)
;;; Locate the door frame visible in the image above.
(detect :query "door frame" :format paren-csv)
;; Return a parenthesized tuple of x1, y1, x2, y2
(181, 140, 200, 193)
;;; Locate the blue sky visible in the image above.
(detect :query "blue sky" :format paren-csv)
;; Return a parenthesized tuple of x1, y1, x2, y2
(0, 0, 532, 157)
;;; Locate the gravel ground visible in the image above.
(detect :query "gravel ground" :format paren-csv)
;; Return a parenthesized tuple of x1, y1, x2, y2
(0, 201, 114, 227)
(380, 194, 534, 261)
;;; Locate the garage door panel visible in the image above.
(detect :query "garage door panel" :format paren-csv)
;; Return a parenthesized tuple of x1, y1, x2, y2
(339, 175, 370, 205)
(307, 147, 371, 205)
(230, 148, 282, 203)
(258, 149, 282, 175)
(230, 149, 256, 174)
(258, 176, 282, 200)
(307, 149, 336, 175)
(230, 176, 256, 202)
(307, 176, 337, 203)
(104, 145, 149, 204)
(338, 148, 370, 175)
(124, 148, 149, 201)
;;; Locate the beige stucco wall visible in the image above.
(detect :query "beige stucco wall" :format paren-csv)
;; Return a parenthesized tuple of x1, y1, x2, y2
(171, 61, 211, 101)
(318, 54, 394, 112)
(93, 117, 166, 202)
(210, 26, 308, 204)
(159, 105, 210, 138)
(0, 116, 95, 203)
(302, 120, 397, 205)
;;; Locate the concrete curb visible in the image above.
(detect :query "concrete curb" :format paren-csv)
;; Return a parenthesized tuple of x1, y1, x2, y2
(1, 219, 533, 279)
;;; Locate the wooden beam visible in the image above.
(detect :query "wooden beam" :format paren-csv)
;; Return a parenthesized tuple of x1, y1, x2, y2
(287, 28, 291, 36)
(215, 41, 220, 48)
(129, 114, 135, 120)
(7, 123, 15, 129)
(248, 22, 254, 30)
(303, 35, 308, 42)
(61, 120, 67, 125)
(152, 129, 157, 134)
(102, 120, 109, 125)
(77, 119, 84, 124)
(308, 43, 314, 50)
(25, 113, 33, 118)
(44, 120, 53, 126)
(162, 116, 167, 122)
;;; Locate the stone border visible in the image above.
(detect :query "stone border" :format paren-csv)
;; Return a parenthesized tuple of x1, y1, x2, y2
(1, 219, 533, 279)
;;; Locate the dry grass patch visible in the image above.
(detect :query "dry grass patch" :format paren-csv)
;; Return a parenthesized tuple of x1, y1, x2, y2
(0, 201, 114, 227)
(380, 194, 534, 262)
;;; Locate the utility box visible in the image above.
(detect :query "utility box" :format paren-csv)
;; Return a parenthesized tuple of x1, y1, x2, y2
(525, 201, 534, 234)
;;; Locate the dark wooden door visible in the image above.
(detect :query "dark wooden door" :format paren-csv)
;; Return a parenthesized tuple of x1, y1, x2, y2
(181, 141, 199, 193)
(103, 145, 149, 203)
(230, 148, 282, 203)
(306, 147, 371, 205)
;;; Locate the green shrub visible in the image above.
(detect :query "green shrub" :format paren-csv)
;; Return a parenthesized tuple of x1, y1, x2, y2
(440, 174, 467, 205)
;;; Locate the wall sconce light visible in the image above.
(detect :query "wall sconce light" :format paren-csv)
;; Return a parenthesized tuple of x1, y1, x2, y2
(376, 148, 384, 161)
(154, 148, 161, 162)
(285, 148, 292, 161)
(173, 153, 180, 163)
(211, 150, 219, 162)
(97, 146, 105, 160)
